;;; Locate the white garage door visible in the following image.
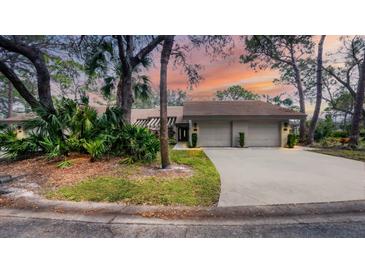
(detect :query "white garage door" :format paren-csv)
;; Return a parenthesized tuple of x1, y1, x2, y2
(247, 122, 280, 147)
(198, 122, 231, 147)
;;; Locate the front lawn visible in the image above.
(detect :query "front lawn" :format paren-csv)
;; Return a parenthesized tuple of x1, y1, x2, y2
(311, 149, 365, 162)
(47, 150, 221, 206)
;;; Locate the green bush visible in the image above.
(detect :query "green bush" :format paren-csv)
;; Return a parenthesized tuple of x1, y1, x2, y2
(191, 133, 198, 148)
(314, 115, 335, 141)
(332, 130, 348, 138)
(83, 136, 109, 162)
(239, 132, 245, 147)
(169, 138, 177, 146)
(117, 125, 160, 163)
(0, 98, 160, 162)
(287, 134, 296, 148)
(320, 137, 341, 148)
(57, 160, 73, 169)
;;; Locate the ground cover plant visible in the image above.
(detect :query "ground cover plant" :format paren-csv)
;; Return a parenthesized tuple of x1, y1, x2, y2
(47, 150, 221, 206)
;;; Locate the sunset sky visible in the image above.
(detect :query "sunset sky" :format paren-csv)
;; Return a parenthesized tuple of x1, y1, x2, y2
(147, 35, 344, 101)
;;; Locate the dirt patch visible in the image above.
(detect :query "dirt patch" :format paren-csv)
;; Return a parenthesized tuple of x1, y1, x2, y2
(0, 154, 120, 192)
(125, 164, 193, 181)
(0, 154, 194, 197)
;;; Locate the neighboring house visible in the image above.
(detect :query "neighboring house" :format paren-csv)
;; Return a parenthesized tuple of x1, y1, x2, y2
(1, 101, 306, 147)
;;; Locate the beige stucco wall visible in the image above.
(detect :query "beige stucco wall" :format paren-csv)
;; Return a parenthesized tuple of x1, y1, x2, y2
(280, 120, 290, 147)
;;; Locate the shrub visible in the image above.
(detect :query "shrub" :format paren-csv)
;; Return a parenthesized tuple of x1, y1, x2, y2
(57, 160, 73, 169)
(0, 98, 159, 162)
(83, 136, 108, 162)
(314, 116, 335, 141)
(191, 133, 198, 148)
(118, 125, 160, 162)
(169, 138, 177, 146)
(239, 132, 245, 147)
(287, 134, 296, 148)
(320, 137, 341, 148)
(332, 130, 348, 138)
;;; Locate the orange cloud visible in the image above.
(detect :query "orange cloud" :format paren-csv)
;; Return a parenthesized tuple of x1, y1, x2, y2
(148, 35, 343, 101)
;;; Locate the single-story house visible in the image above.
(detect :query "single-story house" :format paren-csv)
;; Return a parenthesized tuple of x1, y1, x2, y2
(181, 101, 306, 147)
(1, 101, 305, 147)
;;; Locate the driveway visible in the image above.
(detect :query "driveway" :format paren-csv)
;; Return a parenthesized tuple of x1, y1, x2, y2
(204, 148, 365, 207)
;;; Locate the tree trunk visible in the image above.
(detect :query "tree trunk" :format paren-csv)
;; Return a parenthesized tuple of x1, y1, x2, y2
(349, 49, 365, 147)
(159, 36, 174, 169)
(117, 71, 133, 124)
(292, 61, 306, 142)
(307, 35, 326, 145)
(7, 80, 13, 118)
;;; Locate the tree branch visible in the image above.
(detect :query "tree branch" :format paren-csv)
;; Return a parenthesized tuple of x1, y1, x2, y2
(0, 60, 41, 110)
(0, 36, 54, 113)
(323, 66, 356, 97)
(132, 35, 165, 67)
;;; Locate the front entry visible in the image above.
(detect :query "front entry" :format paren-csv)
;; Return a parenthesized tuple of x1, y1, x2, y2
(178, 127, 189, 141)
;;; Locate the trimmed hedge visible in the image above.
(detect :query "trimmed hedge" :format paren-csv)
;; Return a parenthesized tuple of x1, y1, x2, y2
(191, 133, 198, 148)
(287, 134, 296, 148)
(239, 132, 245, 147)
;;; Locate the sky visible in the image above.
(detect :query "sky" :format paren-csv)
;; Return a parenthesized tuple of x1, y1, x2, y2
(147, 35, 344, 102)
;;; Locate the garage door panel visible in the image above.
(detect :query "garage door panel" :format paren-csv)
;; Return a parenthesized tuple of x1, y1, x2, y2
(199, 122, 231, 147)
(247, 122, 280, 147)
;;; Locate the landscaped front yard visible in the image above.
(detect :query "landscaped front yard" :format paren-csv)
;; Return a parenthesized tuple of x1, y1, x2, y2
(311, 148, 365, 162)
(48, 150, 220, 206)
(0, 150, 221, 206)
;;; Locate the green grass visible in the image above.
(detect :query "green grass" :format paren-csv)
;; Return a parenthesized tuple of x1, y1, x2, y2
(47, 150, 221, 206)
(312, 149, 365, 162)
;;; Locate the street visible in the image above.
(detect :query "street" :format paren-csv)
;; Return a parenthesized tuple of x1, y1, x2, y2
(1, 209, 365, 237)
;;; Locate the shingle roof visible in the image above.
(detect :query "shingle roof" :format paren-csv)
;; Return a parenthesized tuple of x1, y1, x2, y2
(183, 101, 306, 118)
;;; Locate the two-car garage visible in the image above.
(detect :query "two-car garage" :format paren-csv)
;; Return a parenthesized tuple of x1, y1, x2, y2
(183, 101, 306, 148)
(197, 120, 281, 147)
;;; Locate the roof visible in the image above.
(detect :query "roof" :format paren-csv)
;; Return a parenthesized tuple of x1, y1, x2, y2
(0, 113, 37, 124)
(94, 106, 184, 124)
(183, 101, 306, 119)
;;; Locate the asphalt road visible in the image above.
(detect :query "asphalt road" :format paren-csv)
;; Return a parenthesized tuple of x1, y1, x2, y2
(1, 212, 365, 237)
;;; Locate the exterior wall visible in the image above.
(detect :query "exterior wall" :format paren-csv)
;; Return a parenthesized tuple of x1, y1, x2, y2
(232, 121, 248, 147)
(188, 118, 290, 148)
(280, 120, 290, 147)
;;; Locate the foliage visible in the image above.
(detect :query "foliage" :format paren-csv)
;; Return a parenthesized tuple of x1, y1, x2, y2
(191, 133, 198, 148)
(287, 134, 296, 148)
(0, 98, 159, 162)
(48, 150, 221, 206)
(169, 138, 177, 146)
(239, 132, 245, 147)
(216, 85, 260, 101)
(57, 160, 73, 169)
(320, 137, 341, 148)
(82, 136, 108, 162)
(262, 93, 297, 110)
(133, 89, 187, 108)
(313, 115, 336, 141)
(332, 130, 349, 138)
(117, 125, 160, 163)
(312, 149, 365, 163)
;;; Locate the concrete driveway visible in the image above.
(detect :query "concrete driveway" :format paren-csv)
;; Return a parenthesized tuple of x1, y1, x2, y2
(204, 148, 365, 207)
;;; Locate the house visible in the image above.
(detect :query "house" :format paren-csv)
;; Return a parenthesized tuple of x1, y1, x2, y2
(181, 101, 306, 147)
(0, 101, 306, 147)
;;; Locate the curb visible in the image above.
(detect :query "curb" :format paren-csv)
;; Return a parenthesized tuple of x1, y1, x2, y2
(4, 195, 365, 220)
